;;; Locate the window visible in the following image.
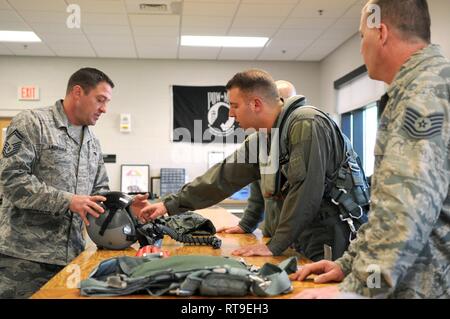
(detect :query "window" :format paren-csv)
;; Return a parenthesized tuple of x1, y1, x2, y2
(335, 66, 386, 177)
(341, 102, 378, 176)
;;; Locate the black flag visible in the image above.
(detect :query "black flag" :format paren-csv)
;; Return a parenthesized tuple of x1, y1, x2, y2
(172, 85, 245, 143)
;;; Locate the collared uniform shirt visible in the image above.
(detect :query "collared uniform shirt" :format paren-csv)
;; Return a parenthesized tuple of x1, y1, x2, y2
(336, 44, 450, 298)
(0, 100, 109, 266)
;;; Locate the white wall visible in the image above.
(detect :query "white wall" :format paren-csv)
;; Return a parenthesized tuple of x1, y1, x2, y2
(0, 57, 320, 191)
(320, 0, 450, 116)
(319, 34, 363, 116)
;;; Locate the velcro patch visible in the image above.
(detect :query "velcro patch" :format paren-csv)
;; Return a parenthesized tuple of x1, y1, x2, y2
(403, 108, 444, 139)
(2, 129, 24, 158)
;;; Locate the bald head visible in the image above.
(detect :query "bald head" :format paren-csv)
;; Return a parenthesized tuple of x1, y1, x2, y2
(275, 80, 297, 100)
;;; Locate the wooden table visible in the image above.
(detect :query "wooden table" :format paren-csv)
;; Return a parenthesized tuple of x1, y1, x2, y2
(31, 207, 336, 299)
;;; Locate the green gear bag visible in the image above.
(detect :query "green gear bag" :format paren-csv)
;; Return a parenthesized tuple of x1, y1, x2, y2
(80, 255, 297, 297)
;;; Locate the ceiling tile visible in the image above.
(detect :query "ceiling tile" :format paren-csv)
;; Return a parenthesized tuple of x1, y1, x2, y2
(296, 39, 344, 61)
(236, 3, 297, 17)
(242, 0, 298, 3)
(0, 0, 11, 10)
(0, 0, 368, 61)
(0, 43, 13, 54)
(273, 28, 324, 41)
(282, 17, 337, 30)
(83, 25, 132, 36)
(227, 27, 277, 37)
(134, 36, 179, 47)
(0, 20, 31, 31)
(182, 15, 232, 28)
(7, 0, 67, 11)
(182, 2, 238, 16)
(291, 0, 356, 18)
(178, 46, 220, 60)
(319, 18, 359, 41)
(0, 9, 26, 23)
(266, 37, 314, 49)
(218, 47, 262, 60)
(132, 26, 179, 37)
(18, 10, 67, 24)
(4, 42, 55, 56)
(83, 13, 129, 25)
(258, 46, 304, 60)
(344, 0, 366, 18)
(231, 16, 285, 28)
(92, 45, 137, 58)
(87, 34, 135, 46)
(48, 43, 96, 57)
(135, 44, 178, 59)
(87, 34, 137, 57)
(183, 0, 239, 3)
(181, 26, 227, 36)
(129, 14, 180, 27)
(38, 33, 90, 45)
(69, 0, 125, 14)
(29, 23, 84, 35)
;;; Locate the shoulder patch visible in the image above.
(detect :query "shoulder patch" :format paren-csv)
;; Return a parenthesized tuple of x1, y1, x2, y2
(2, 129, 24, 158)
(402, 107, 444, 139)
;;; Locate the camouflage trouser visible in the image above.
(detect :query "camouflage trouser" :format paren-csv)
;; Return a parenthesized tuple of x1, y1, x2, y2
(0, 254, 63, 299)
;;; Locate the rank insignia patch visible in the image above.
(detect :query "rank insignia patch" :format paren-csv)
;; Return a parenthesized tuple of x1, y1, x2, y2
(403, 107, 444, 139)
(2, 129, 24, 158)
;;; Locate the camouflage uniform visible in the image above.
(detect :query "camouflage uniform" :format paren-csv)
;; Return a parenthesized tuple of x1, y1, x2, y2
(163, 97, 366, 261)
(238, 180, 282, 237)
(335, 44, 450, 298)
(0, 254, 63, 298)
(0, 100, 109, 298)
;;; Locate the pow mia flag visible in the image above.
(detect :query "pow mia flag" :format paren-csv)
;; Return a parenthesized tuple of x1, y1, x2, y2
(2, 129, 24, 158)
(172, 85, 245, 144)
(403, 107, 444, 139)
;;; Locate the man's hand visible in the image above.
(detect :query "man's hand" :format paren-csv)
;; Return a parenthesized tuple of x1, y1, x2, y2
(231, 244, 273, 257)
(217, 225, 246, 234)
(139, 202, 168, 222)
(291, 260, 345, 284)
(292, 286, 341, 299)
(70, 195, 106, 226)
(129, 193, 150, 217)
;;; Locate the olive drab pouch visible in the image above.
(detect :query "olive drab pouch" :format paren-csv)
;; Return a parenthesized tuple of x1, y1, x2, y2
(80, 255, 297, 297)
(158, 211, 216, 236)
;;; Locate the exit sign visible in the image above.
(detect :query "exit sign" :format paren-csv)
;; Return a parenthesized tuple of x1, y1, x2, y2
(18, 86, 40, 101)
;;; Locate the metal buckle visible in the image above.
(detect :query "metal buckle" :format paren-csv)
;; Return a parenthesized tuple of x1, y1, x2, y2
(340, 215, 356, 233)
(331, 189, 347, 206)
(349, 205, 364, 219)
(348, 161, 361, 172)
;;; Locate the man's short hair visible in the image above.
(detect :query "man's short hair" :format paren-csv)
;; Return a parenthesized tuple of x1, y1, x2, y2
(369, 0, 431, 43)
(66, 67, 115, 95)
(226, 69, 279, 103)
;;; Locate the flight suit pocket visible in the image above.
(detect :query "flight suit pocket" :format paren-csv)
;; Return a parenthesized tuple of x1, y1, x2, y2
(287, 151, 306, 185)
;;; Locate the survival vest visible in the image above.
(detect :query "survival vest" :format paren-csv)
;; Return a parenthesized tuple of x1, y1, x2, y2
(80, 255, 298, 297)
(259, 96, 371, 241)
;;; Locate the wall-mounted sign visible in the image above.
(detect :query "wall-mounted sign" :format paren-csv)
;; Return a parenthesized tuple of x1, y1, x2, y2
(120, 113, 131, 132)
(18, 86, 40, 101)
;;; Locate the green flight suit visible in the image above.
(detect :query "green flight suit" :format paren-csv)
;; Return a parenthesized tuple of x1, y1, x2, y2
(163, 97, 357, 261)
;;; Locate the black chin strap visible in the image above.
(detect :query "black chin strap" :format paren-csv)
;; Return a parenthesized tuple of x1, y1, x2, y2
(99, 208, 118, 236)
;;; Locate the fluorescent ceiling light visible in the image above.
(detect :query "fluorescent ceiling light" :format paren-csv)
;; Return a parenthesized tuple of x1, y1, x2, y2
(181, 35, 268, 48)
(0, 31, 41, 43)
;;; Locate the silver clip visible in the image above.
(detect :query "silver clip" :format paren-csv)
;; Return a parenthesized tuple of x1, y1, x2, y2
(340, 215, 356, 233)
(349, 205, 364, 219)
(249, 275, 266, 284)
(332, 189, 347, 206)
